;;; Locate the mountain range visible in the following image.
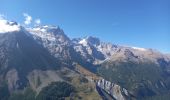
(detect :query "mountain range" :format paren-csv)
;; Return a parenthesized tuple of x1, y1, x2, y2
(0, 19, 170, 100)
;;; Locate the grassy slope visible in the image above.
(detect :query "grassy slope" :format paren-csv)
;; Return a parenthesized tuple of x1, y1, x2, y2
(97, 61, 170, 98)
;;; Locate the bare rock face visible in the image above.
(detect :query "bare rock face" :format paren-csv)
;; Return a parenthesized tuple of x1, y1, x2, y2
(27, 67, 79, 93)
(5, 69, 19, 92)
(97, 79, 129, 100)
(112, 84, 125, 100)
(29, 26, 72, 61)
(72, 36, 118, 64)
(27, 70, 63, 93)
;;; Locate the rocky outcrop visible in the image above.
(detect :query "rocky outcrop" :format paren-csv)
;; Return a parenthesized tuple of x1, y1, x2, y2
(27, 70, 63, 93)
(5, 69, 19, 92)
(97, 79, 129, 100)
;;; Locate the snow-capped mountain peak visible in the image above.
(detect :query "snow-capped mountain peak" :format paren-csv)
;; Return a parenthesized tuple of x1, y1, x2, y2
(29, 25, 70, 43)
(27, 25, 72, 61)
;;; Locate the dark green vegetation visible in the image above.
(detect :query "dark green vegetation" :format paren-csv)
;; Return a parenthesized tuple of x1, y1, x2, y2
(97, 61, 170, 99)
(0, 82, 10, 100)
(0, 85, 36, 100)
(9, 88, 36, 100)
(0, 82, 75, 100)
(36, 82, 75, 100)
(142, 93, 170, 100)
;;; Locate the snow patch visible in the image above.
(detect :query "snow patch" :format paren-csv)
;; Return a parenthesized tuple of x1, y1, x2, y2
(30, 27, 56, 41)
(79, 39, 88, 46)
(33, 27, 47, 32)
(132, 47, 147, 51)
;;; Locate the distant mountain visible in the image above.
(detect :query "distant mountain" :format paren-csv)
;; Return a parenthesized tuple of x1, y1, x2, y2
(72, 36, 170, 65)
(72, 36, 119, 64)
(0, 19, 170, 100)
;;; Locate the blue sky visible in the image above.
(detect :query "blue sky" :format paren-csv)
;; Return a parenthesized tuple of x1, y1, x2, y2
(0, 0, 169, 53)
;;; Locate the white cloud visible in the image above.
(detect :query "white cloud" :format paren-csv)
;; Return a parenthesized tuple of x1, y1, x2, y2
(23, 13, 32, 25)
(35, 19, 41, 25)
(0, 18, 20, 33)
